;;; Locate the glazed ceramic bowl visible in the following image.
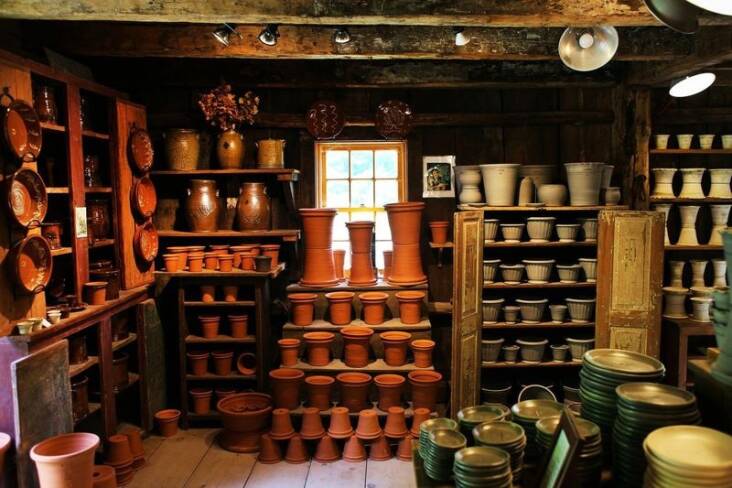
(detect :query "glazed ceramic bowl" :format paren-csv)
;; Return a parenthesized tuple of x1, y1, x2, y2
(499, 264, 525, 284)
(500, 224, 524, 243)
(526, 217, 556, 242)
(516, 298, 548, 323)
(516, 338, 548, 363)
(556, 264, 581, 283)
(556, 224, 580, 242)
(502, 306, 520, 324)
(483, 219, 500, 243)
(565, 298, 595, 323)
(8, 167, 48, 228)
(482, 299, 504, 324)
(522, 259, 555, 283)
(566, 338, 595, 361)
(481, 338, 505, 363)
(483, 259, 501, 283)
(578, 258, 597, 282)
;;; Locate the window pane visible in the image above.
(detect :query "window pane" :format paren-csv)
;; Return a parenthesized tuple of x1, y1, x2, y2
(325, 150, 349, 178)
(375, 179, 399, 207)
(326, 180, 349, 208)
(332, 212, 349, 241)
(351, 150, 374, 179)
(375, 212, 391, 241)
(351, 211, 374, 224)
(351, 180, 374, 207)
(375, 150, 398, 178)
(375, 241, 393, 270)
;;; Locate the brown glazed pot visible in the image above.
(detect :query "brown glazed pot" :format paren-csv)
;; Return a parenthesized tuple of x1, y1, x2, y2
(83, 281, 107, 306)
(340, 326, 374, 367)
(303, 332, 335, 366)
(236, 352, 257, 376)
(380, 331, 412, 366)
(260, 244, 280, 266)
(190, 387, 213, 414)
(326, 291, 355, 325)
(185, 179, 220, 232)
(408, 370, 443, 411)
(269, 368, 305, 410)
(383, 250, 393, 281)
(278, 338, 301, 366)
(411, 339, 436, 368)
(237, 182, 270, 231)
(199, 315, 220, 338)
(299, 208, 339, 286)
(212, 350, 234, 376)
(346, 221, 377, 286)
(155, 409, 182, 437)
(359, 292, 389, 325)
(164, 129, 199, 171)
(305, 375, 335, 411)
(336, 372, 373, 412)
(374, 374, 405, 411)
(256, 139, 286, 168)
(30, 432, 100, 488)
(333, 249, 346, 281)
(187, 351, 209, 375)
(289, 293, 318, 326)
(384, 202, 427, 285)
(217, 129, 244, 169)
(429, 221, 450, 244)
(228, 314, 248, 338)
(217, 393, 272, 453)
(396, 291, 425, 324)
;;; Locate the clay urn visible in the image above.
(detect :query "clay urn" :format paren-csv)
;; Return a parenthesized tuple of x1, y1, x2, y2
(410, 407, 432, 437)
(284, 434, 309, 464)
(188, 252, 204, 272)
(369, 435, 392, 461)
(355, 409, 382, 440)
(289, 293, 318, 326)
(200, 285, 216, 303)
(340, 326, 374, 367)
(257, 434, 282, 464)
(185, 179, 220, 232)
(374, 374, 406, 411)
(383, 250, 393, 281)
(336, 372, 373, 412)
(217, 393, 273, 453)
(237, 182, 271, 231)
(269, 408, 296, 441)
(429, 221, 450, 244)
(163, 254, 181, 272)
(408, 370, 443, 411)
(305, 375, 335, 411)
(260, 244, 280, 266)
(218, 254, 234, 272)
(314, 435, 340, 463)
(303, 331, 335, 366)
(154, 409, 181, 437)
(299, 208, 340, 286)
(187, 351, 209, 375)
(383, 406, 409, 439)
(380, 331, 412, 366)
(190, 387, 213, 414)
(278, 338, 301, 367)
(410, 339, 436, 368)
(236, 352, 257, 376)
(359, 292, 390, 325)
(222, 285, 238, 302)
(334, 249, 346, 281)
(228, 314, 249, 338)
(396, 291, 425, 324)
(300, 407, 327, 440)
(30, 433, 100, 488)
(385, 202, 427, 285)
(327, 407, 354, 439)
(396, 435, 413, 461)
(347, 221, 377, 286)
(212, 350, 234, 376)
(269, 368, 305, 410)
(326, 291, 355, 325)
(342, 435, 367, 463)
(199, 315, 220, 339)
(91, 465, 116, 487)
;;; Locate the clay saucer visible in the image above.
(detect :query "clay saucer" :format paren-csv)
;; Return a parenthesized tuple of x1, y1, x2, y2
(128, 126, 154, 173)
(131, 175, 157, 219)
(10, 234, 53, 294)
(2, 95, 42, 162)
(7, 167, 47, 227)
(134, 221, 159, 263)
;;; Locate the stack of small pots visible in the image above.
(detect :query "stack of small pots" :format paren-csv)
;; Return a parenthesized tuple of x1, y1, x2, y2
(162, 242, 279, 274)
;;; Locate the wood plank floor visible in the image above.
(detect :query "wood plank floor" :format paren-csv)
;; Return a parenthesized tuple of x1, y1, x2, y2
(128, 428, 417, 488)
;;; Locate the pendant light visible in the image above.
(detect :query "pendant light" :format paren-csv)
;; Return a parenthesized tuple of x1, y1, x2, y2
(454, 27, 470, 46)
(212, 24, 241, 47)
(684, 0, 732, 15)
(558, 25, 619, 72)
(643, 0, 699, 33)
(670, 72, 716, 97)
(258, 24, 280, 46)
(333, 27, 351, 44)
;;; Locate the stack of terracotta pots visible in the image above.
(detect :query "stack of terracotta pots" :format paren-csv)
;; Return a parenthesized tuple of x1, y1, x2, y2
(218, 392, 273, 452)
(161, 242, 280, 273)
(346, 221, 377, 285)
(300, 208, 340, 286)
(384, 202, 427, 285)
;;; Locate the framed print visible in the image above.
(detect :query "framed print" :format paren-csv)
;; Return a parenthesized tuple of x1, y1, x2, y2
(423, 155, 455, 198)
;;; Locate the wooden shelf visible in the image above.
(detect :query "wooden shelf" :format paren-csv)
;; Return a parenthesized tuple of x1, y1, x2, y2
(187, 411, 220, 421)
(156, 262, 285, 279)
(151, 168, 300, 181)
(183, 300, 256, 307)
(112, 333, 137, 352)
(74, 402, 101, 425)
(483, 281, 596, 289)
(51, 247, 73, 257)
(650, 197, 732, 204)
(283, 318, 431, 333)
(482, 360, 582, 369)
(89, 239, 115, 249)
(482, 321, 595, 330)
(663, 316, 715, 331)
(286, 359, 433, 373)
(186, 373, 256, 381)
(458, 204, 629, 212)
(158, 229, 300, 241)
(85, 186, 113, 194)
(114, 372, 140, 394)
(69, 356, 99, 377)
(40, 121, 66, 132)
(46, 186, 70, 194)
(429, 242, 453, 249)
(286, 279, 427, 293)
(485, 240, 596, 248)
(665, 245, 723, 251)
(185, 335, 256, 344)
(82, 129, 110, 140)
(650, 149, 732, 155)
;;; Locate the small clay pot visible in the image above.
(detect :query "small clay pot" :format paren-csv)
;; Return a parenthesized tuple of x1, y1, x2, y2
(411, 339, 436, 368)
(342, 435, 367, 462)
(285, 434, 309, 464)
(300, 407, 326, 440)
(239, 251, 256, 271)
(278, 338, 301, 366)
(105, 434, 133, 466)
(260, 244, 280, 266)
(314, 435, 340, 463)
(305, 375, 335, 411)
(334, 249, 346, 281)
(163, 254, 181, 272)
(270, 408, 296, 440)
(228, 314, 248, 338)
(359, 292, 389, 325)
(289, 293, 317, 326)
(222, 285, 238, 302)
(188, 253, 204, 272)
(212, 350, 234, 376)
(408, 370, 442, 411)
(303, 332, 335, 366)
(410, 408, 432, 437)
(204, 252, 219, 270)
(155, 409, 181, 437)
(190, 387, 213, 414)
(336, 372, 373, 412)
(218, 254, 234, 272)
(258, 434, 282, 464)
(200, 285, 215, 303)
(429, 221, 450, 244)
(383, 406, 409, 439)
(187, 350, 209, 375)
(84, 282, 107, 306)
(326, 291, 355, 325)
(199, 315, 220, 338)
(340, 326, 374, 367)
(269, 368, 305, 409)
(369, 435, 392, 461)
(355, 409, 382, 440)
(397, 435, 413, 461)
(327, 407, 354, 439)
(254, 255, 272, 273)
(236, 352, 257, 376)
(395, 291, 424, 324)
(374, 374, 405, 411)
(380, 331, 412, 366)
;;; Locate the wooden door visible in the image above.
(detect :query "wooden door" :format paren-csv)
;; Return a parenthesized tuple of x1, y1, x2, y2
(596, 210, 664, 358)
(451, 210, 483, 416)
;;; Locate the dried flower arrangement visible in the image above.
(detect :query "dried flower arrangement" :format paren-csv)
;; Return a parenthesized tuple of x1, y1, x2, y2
(198, 84, 260, 132)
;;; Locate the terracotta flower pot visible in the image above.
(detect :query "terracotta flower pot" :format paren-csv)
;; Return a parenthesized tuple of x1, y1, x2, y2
(238, 251, 256, 271)
(336, 372, 373, 412)
(305, 375, 335, 411)
(84, 282, 107, 306)
(314, 435, 340, 463)
(30, 433, 100, 488)
(410, 408, 432, 437)
(269, 368, 305, 410)
(285, 434, 309, 464)
(215, 387, 237, 404)
(236, 352, 257, 376)
(397, 435, 413, 461)
(380, 331, 412, 366)
(212, 350, 234, 376)
(91, 465, 116, 487)
(359, 292, 389, 325)
(384, 406, 409, 439)
(408, 371, 442, 411)
(396, 291, 425, 324)
(334, 249, 346, 281)
(228, 314, 248, 338)
(326, 291, 355, 325)
(218, 254, 234, 272)
(204, 252, 219, 270)
(327, 407, 354, 439)
(342, 435, 367, 462)
(257, 434, 282, 464)
(200, 285, 215, 303)
(374, 374, 405, 411)
(199, 315, 220, 338)
(383, 250, 393, 281)
(429, 221, 450, 244)
(270, 408, 296, 440)
(163, 254, 181, 272)
(340, 326, 374, 367)
(105, 434, 132, 467)
(289, 293, 317, 326)
(300, 208, 339, 286)
(260, 244, 280, 266)
(190, 387, 213, 414)
(370, 435, 393, 461)
(167, 246, 189, 270)
(411, 339, 436, 368)
(154, 409, 181, 437)
(355, 409, 382, 440)
(187, 351, 209, 375)
(385, 202, 427, 285)
(347, 221, 377, 286)
(300, 407, 327, 440)
(278, 338, 301, 367)
(217, 393, 272, 453)
(303, 332, 335, 366)
(222, 285, 238, 302)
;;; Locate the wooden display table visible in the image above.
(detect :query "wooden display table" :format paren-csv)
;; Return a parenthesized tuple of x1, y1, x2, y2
(661, 317, 715, 388)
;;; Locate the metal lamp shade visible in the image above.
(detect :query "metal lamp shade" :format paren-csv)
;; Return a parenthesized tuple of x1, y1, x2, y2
(685, 0, 732, 15)
(644, 0, 700, 34)
(558, 26, 619, 72)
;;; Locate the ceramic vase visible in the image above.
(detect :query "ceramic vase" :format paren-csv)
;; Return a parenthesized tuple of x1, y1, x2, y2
(30, 433, 100, 488)
(712, 259, 727, 288)
(690, 260, 708, 288)
(347, 221, 377, 285)
(668, 261, 685, 288)
(564, 162, 605, 206)
(456, 166, 482, 203)
(236, 182, 270, 230)
(709, 204, 731, 246)
(679, 168, 706, 199)
(677, 206, 701, 246)
(709, 169, 732, 198)
(651, 168, 677, 198)
(217, 129, 244, 169)
(480, 164, 520, 206)
(654, 204, 672, 245)
(691, 297, 713, 322)
(185, 179, 220, 232)
(662, 287, 688, 318)
(300, 208, 339, 286)
(385, 202, 427, 285)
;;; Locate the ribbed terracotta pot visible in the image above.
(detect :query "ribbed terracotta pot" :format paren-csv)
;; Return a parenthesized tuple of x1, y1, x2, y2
(217, 393, 272, 453)
(303, 332, 335, 366)
(336, 372, 373, 412)
(347, 221, 377, 286)
(289, 293, 317, 326)
(408, 370, 442, 411)
(383, 250, 393, 281)
(385, 202, 427, 285)
(212, 350, 233, 376)
(334, 249, 346, 281)
(340, 326, 374, 367)
(380, 331, 412, 366)
(396, 291, 425, 324)
(305, 375, 335, 411)
(326, 291, 355, 325)
(359, 291, 389, 325)
(188, 252, 204, 272)
(187, 351, 209, 375)
(228, 314, 248, 338)
(278, 338, 301, 366)
(30, 433, 100, 488)
(429, 221, 449, 244)
(374, 374, 405, 411)
(269, 368, 305, 410)
(300, 208, 339, 286)
(199, 315, 220, 338)
(410, 339, 436, 368)
(190, 387, 213, 414)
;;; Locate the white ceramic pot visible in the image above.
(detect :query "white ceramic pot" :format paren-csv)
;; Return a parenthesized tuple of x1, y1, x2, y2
(480, 164, 520, 206)
(551, 344, 569, 362)
(522, 259, 556, 284)
(690, 259, 708, 288)
(603, 187, 621, 206)
(457, 167, 483, 203)
(565, 298, 595, 323)
(709, 204, 731, 246)
(516, 338, 548, 363)
(712, 259, 727, 288)
(578, 258, 597, 282)
(679, 168, 706, 199)
(556, 264, 581, 283)
(501, 345, 519, 363)
(483, 219, 500, 242)
(601, 165, 614, 189)
(503, 306, 520, 324)
(677, 206, 700, 246)
(481, 338, 505, 363)
(516, 299, 548, 324)
(520, 165, 555, 188)
(549, 304, 568, 323)
(482, 299, 505, 324)
(564, 162, 605, 206)
(483, 259, 501, 284)
(676, 134, 693, 150)
(722, 135, 732, 150)
(653, 204, 672, 245)
(537, 184, 568, 207)
(654, 134, 670, 150)
(651, 168, 677, 198)
(690, 297, 713, 322)
(499, 264, 525, 284)
(662, 286, 689, 318)
(668, 260, 685, 288)
(556, 224, 580, 242)
(579, 218, 598, 241)
(500, 223, 525, 243)
(699, 134, 715, 150)
(526, 217, 556, 242)
(709, 169, 732, 198)
(566, 338, 595, 361)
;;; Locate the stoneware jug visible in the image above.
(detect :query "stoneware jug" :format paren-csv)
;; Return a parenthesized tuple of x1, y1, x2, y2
(237, 182, 271, 230)
(256, 139, 286, 168)
(164, 129, 200, 171)
(217, 129, 244, 169)
(185, 179, 220, 232)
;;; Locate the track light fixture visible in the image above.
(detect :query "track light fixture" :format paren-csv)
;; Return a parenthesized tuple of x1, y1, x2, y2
(212, 24, 241, 47)
(454, 27, 470, 46)
(258, 24, 280, 46)
(669, 72, 716, 98)
(333, 27, 351, 44)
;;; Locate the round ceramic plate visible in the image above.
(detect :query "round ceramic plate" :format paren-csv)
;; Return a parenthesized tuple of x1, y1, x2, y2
(2, 97, 42, 162)
(128, 126, 154, 173)
(511, 399, 563, 421)
(584, 349, 665, 375)
(134, 221, 159, 263)
(472, 421, 525, 446)
(429, 429, 467, 450)
(11, 234, 53, 294)
(7, 167, 47, 227)
(131, 175, 157, 219)
(644, 425, 732, 471)
(458, 405, 508, 425)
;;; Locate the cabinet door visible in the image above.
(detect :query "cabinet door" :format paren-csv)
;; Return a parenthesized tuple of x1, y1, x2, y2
(596, 210, 664, 357)
(451, 210, 483, 416)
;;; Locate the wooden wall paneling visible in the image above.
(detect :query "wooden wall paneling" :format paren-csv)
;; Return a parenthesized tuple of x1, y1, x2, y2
(501, 89, 559, 162)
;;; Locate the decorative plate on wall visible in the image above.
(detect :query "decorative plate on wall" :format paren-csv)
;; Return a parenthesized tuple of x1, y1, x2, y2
(2, 92, 42, 162)
(10, 234, 53, 294)
(376, 100, 412, 140)
(129, 125, 154, 173)
(134, 221, 159, 263)
(7, 167, 47, 227)
(306, 100, 345, 140)
(131, 175, 158, 219)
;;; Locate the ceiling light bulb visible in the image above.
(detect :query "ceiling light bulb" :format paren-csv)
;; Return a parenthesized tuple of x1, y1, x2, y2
(334, 27, 351, 44)
(670, 72, 716, 97)
(258, 24, 279, 46)
(578, 32, 595, 49)
(684, 0, 732, 15)
(454, 28, 470, 46)
(212, 24, 240, 47)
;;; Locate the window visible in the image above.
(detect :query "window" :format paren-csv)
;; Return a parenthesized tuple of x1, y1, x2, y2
(315, 141, 407, 269)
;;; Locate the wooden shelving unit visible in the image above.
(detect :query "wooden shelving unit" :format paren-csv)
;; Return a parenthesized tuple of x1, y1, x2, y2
(151, 168, 300, 180)
(157, 229, 300, 241)
(482, 361, 582, 369)
(482, 321, 595, 330)
(69, 356, 99, 377)
(650, 149, 732, 155)
(485, 240, 595, 248)
(483, 281, 595, 289)
(458, 204, 628, 212)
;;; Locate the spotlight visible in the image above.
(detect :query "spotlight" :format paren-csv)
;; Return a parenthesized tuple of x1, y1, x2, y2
(258, 24, 280, 46)
(454, 27, 470, 46)
(669, 72, 716, 98)
(685, 0, 732, 15)
(212, 24, 241, 47)
(333, 27, 351, 44)
(558, 25, 619, 72)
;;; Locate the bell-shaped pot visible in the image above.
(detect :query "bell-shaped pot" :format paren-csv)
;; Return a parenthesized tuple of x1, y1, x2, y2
(479, 164, 520, 206)
(299, 208, 339, 286)
(384, 202, 427, 285)
(328, 407, 355, 439)
(709, 204, 731, 246)
(651, 168, 677, 198)
(709, 168, 732, 198)
(678, 168, 706, 199)
(347, 221, 377, 286)
(456, 166, 482, 204)
(654, 204, 672, 246)
(564, 162, 605, 206)
(677, 206, 701, 246)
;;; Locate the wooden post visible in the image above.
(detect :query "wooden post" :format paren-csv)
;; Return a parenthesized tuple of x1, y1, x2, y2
(630, 88, 651, 210)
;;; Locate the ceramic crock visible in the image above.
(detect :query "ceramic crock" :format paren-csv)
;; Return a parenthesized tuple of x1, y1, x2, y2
(185, 179, 220, 232)
(217, 129, 244, 169)
(164, 129, 199, 171)
(256, 139, 286, 168)
(236, 182, 270, 230)
(564, 162, 605, 206)
(480, 164, 520, 206)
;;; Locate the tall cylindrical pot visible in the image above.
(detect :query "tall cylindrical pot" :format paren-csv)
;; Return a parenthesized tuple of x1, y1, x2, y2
(564, 162, 605, 206)
(164, 129, 200, 171)
(347, 221, 377, 286)
(300, 209, 339, 286)
(479, 164, 520, 206)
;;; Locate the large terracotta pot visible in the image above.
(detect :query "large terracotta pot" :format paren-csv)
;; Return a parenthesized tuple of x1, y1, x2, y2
(300, 208, 339, 286)
(269, 368, 304, 409)
(190, 387, 213, 414)
(289, 293, 317, 326)
(347, 221, 377, 285)
(326, 291, 354, 325)
(217, 393, 272, 453)
(341, 326, 374, 367)
(383, 250, 393, 281)
(303, 332, 335, 366)
(359, 292, 389, 325)
(396, 291, 425, 324)
(164, 129, 199, 171)
(237, 182, 270, 230)
(564, 162, 605, 206)
(185, 179, 220, 232)
(30, 433, 100, 488)
(374, 374, 405, 410)
(305, 375, 335, 411)
(336, 372, 373, 412)
(217, 129, 244, 169)
(385, 202, 427, 286)
(479, 164, 520, 206)
(408, 370, 442, 411)
(411, 339, 436, 368)
(380, 331, 412, 366)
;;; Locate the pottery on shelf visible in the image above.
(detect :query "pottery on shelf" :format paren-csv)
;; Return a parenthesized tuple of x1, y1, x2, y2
(483, 219, 500, 242)
(270, 408, 296, 440)
(551, 344, 569, 362)
(190, 387, 213, 414)
(709, 169, 732, 198)
(333, 249, 346, 281)
(579, 218, 598, 241)
(550, 304, 568, 323)
(164, 129, 199, 171)
(187, 351, 209, 375)
(395, 290, 425, 324)
(654, 204, 672, 245)
(328, 407, 355, 439)
(679, 168, 706, 199)
(662, 287, 689, 318)
(300, 208, 340, 286)
(217, 393, 273, 453)
(604, 187, 621, 205)
(360, 292, 389, 325)
(709, 205, 731, 246)
(217, 129, 244, 169)
(340, 326, 374, 367)
(236, 353, 257, 376)
(355, 409, 382, 440)
(523, 260, 555, 284)
(578, 258, 597, 282)
(668, 260, 686, 288)
(723, 135, 732, 150)
(677, 206, 701, 246)
(303, 332, 335, 366)
(566, 337, 595, 361)
(30, 433, 100, 488)
(500, 223, 524, 243)
(385, 202, 427, 285)
(256, 139, 286, 168)
(518, 177, 534, 206)
(651, 168, 677, 198)
(691, 297, 713, 322)
(305, 375, 335, 411)
(503, 305, 520, 324)
(482, 298, 504, 324)
(516, 298, 548, 323)
(690, 260, 708, 288)
(408, 370, 442, 411)
(374, 374, 405, 410)
(326, 291, 355, 325)
(483, 259, 501, 283)
(347, 221, 377, 286)
(482, 338, 505, 363)
(228, 314, 248, 337)
(565, 298, 596, 323)
(268, 369, 304, 410)
(516, 337, 548, 362)
(289, 293, 317, 326)
(537, 184, 568, 207)
(155, 409, 182, 437)
(502, 346, 520, 363)
(411, 339, 436, 368)
(499, 264, 525, 284)
(429, 221, 450, 244)
(199, 315, 220, 339)
(556, 224, 580, 242)
(212, 350, 234, 376)
(654, 134, 670, 150)
(556, 264, 581, 283)
(83, 281, 107, 306)
(526, 217, 555, 242)
(237, 182, 270, 231)
(456, 166, 483, 204)
(677, 134, 693, 149)
(601, 164, 614, 189)
(380, 331, 412, 366)
(564, 162, 605, 206)
(520, 165, 555, 188)
(712, 259, 727, 288)
(278, 338, 300, 367)
(337, 372, 373, 412)
(480, 164, 520, 206)
(185, 179, 220, 232)
(700, 134, 715, 149)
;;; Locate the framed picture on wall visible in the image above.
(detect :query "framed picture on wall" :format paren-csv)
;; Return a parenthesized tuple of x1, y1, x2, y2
(423, 155, 455, 198)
